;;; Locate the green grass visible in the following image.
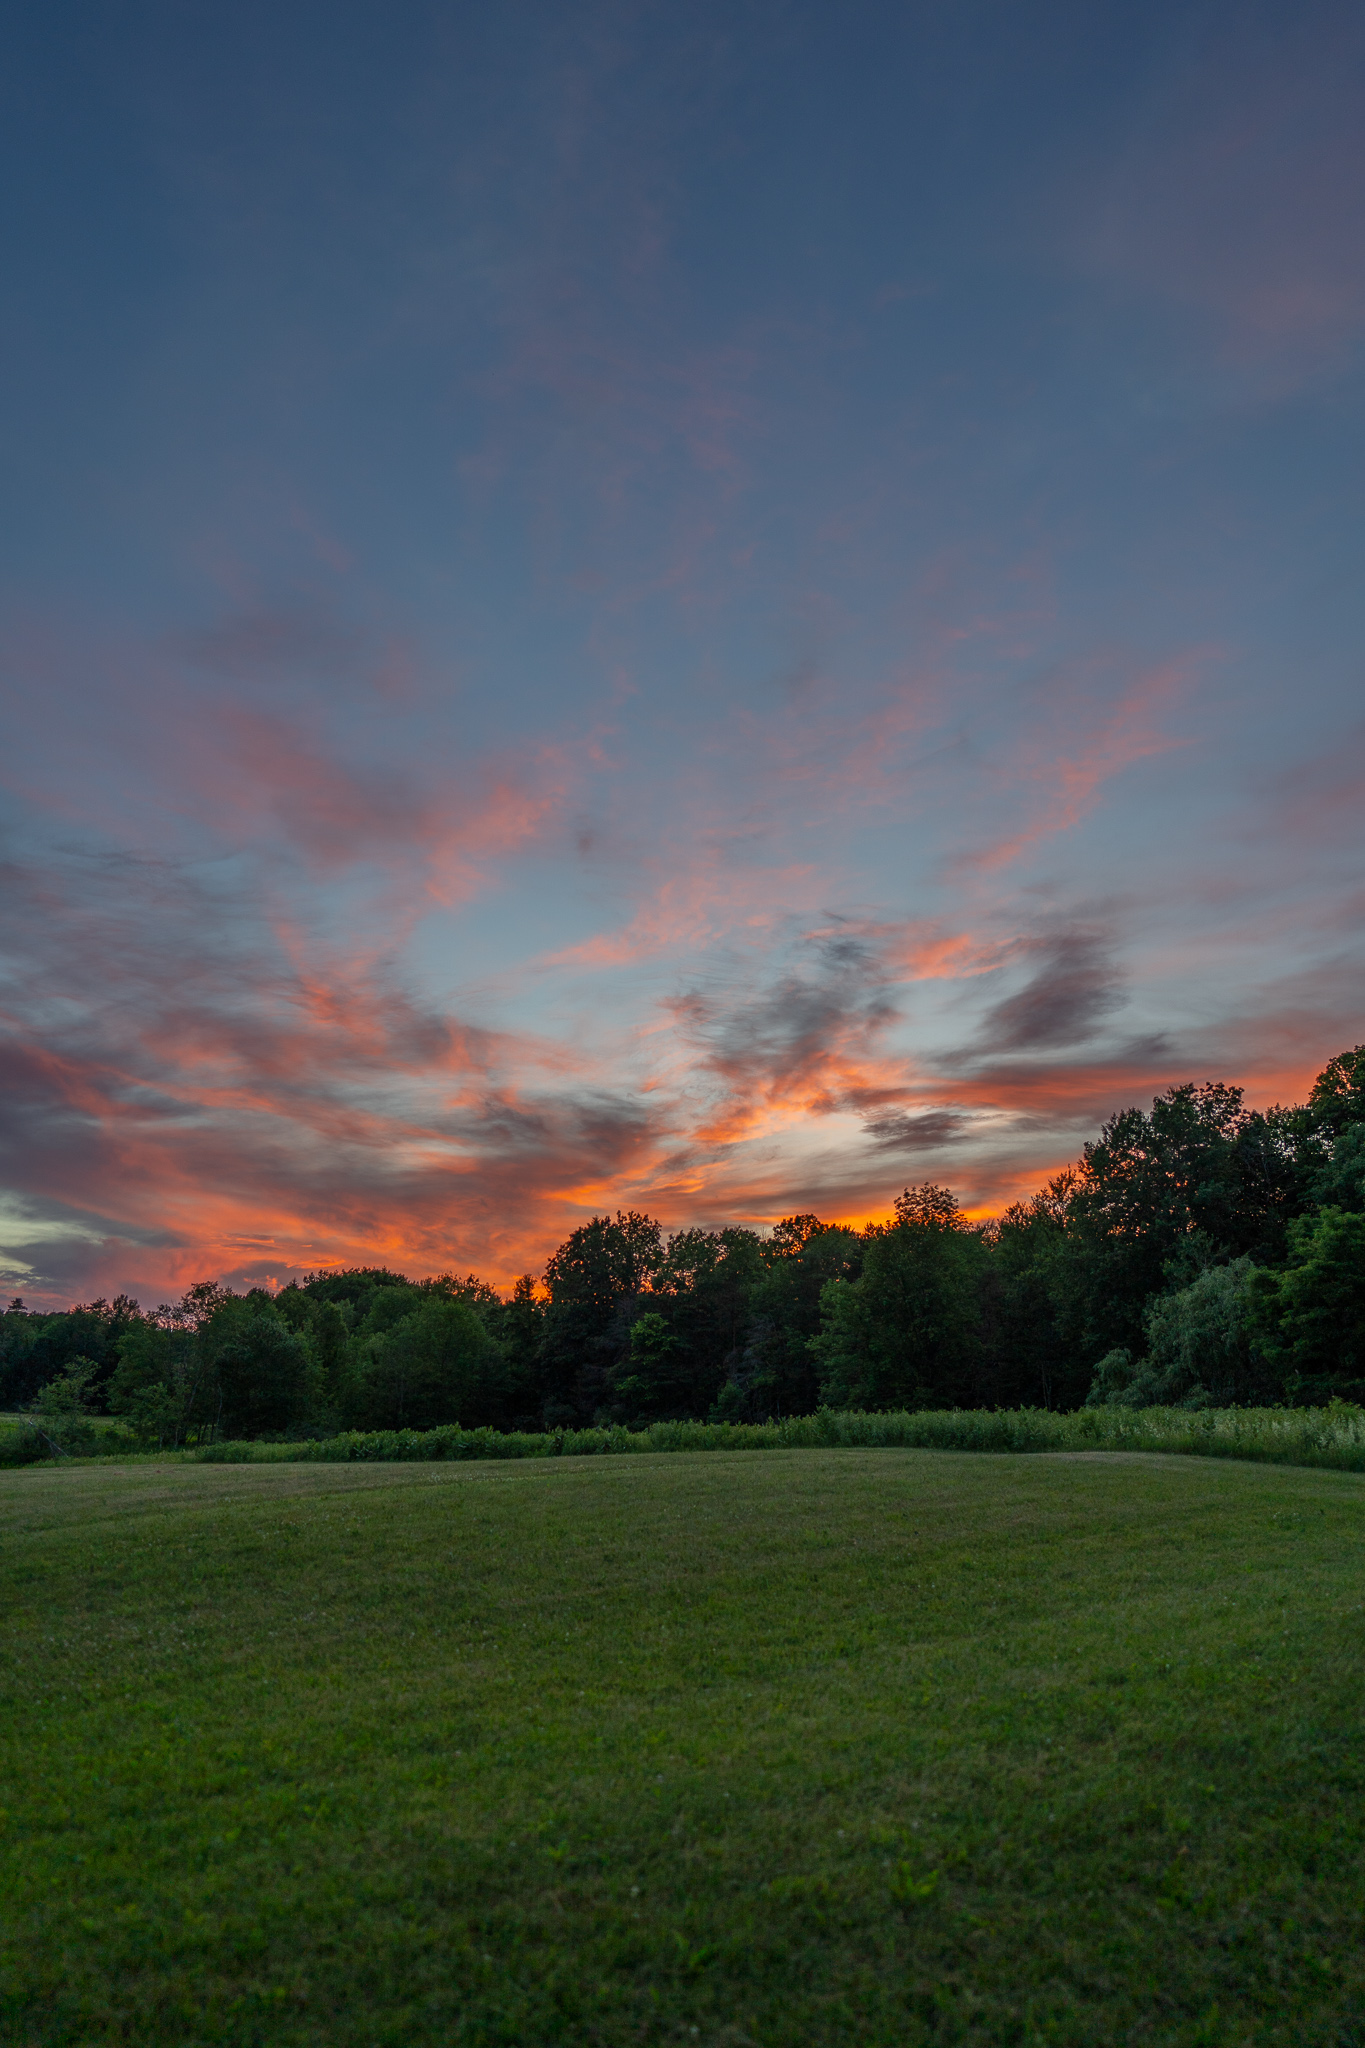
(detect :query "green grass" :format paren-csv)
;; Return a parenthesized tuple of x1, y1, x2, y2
(186, 1402, 1365, 1474)
(8, 1403, 1365, 1474)
(2, 1451, 1364, 2046)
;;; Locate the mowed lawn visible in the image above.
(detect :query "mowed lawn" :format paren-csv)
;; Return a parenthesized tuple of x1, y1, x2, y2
(2, 1452, 1364, 2047)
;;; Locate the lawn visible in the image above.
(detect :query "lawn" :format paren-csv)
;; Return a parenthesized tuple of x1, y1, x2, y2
(2, 1449, 1363, 2046)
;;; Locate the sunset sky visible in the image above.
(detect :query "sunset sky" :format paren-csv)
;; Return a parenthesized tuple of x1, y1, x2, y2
(3, 0, 1363, 1307)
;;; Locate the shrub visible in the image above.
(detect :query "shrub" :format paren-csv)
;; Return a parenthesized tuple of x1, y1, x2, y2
(191, 1402, 1365, 1473)
(1088, 1258, 1271, 1408)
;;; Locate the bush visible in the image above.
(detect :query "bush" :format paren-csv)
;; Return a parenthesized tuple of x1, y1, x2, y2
(191, 1402, 1365, 1474)
(1087, 1258, 1272, 1408)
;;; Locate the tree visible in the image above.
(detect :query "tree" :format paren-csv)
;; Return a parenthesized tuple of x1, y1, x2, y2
(0, 1294, 142, 1412)
(207, 1295, 319, 1439)
(1251, 1208, 1365, 1403)
(496, 1274, 547, 1428)
(812, 1195, 985, 1411)
(108, 1316, 207, 1447)
(635, 1227, 767, 1421)
(1309, 1045, 1365, 1136)
(983, 1173, 1091, 1410)
(346, 1296, 503, 1431)
(539, 1212, 664, 1423)
(716, 1219, 861, 1421)
(300, 1267, 415, 1308)
(1063, 1082, 1318, 1359)
(1312, 1123, 1365, 1213)
(761, 1214, 828, 1264)
(894, 1183, 961, 1228)
(310, 1300, 353, 1418)
(1085, 1257, 1273, 1409)
(26, 1355, 101, 1452)
(609, 1312, 684, 1419)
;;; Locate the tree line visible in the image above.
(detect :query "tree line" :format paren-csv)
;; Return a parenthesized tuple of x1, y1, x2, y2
(5, 1046, 1363, 1446)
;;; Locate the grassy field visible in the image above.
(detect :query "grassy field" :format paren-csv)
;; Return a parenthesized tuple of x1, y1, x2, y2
(2, 1451, 1363, 2046)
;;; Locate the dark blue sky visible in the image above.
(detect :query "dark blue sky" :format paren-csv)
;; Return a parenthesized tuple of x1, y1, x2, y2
(2, 0, 1362, 1301)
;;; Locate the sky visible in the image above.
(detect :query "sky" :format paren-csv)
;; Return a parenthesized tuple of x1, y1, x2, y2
(2, 0, 1363, 1308)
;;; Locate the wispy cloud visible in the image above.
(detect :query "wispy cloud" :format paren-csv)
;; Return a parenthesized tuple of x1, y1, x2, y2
(947, 655, 1196, 875)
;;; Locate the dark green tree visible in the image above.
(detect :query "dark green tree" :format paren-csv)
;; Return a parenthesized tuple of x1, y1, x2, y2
(1251, 1207, 1365, 1403)
(107, 1288, 229, 1447)
(492, 1274, 547, 1428)
(0, 1295, 142, 1411)
(1312, 1123, 1365, 1212)
(346, 1295, 503, 1430)
(1309, 1045, 1365, 1136)
(207, 1294, 319, 1439)
(982, 1172, 1092, 1410)
(610, 1311, 685, 1418)
(715, 1218, 861, 1420)
(615, 1227, 767, 1422)
(1085, 1257, 1276, 1409)
(812, 1188, 985, 1411)
(539, 1212, 664, 1423)
(1064, 1083, 1318, 1360)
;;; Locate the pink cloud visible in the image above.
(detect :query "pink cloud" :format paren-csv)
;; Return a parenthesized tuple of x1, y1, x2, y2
(947, 653, 1199, 874)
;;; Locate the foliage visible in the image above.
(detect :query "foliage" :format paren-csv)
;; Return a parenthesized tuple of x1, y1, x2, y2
(609, 1310, 682, 1417)
(207, 1298, 320, 1438)
(1063, 1082, 1323, 1358)
(539, 1210, 664, 1422)
(1312, 1120, 1365, 1211)
(1308, 1041, 1365, 1134)
(811, 1187, 986, 1410)
(344, 1294, 504, 1430)
(181, 1398, 1365, 1477)
(0, 1293, 140, 1411)
(715, 1218, 861, 1421)
(980, 1173, 1091, 1409)
(1086, 1256, 1274, 1409)
(27, 1354, 102, 1450)
(13, 1043, 1365, 1437)
(1251, 1205, 1365, 1402)
(107, 1302, 216, 1448)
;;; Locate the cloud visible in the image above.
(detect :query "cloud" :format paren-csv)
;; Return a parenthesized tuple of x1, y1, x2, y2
(976, 929, 1126, 1053)
(0, 606, 569, 911)
(861, 1110, 970, 1152)
(541, 854, 821, 970)
(667, 922, 915, 1146)
(948, 655, 1195, 875)
(2, 844, 1347, 1306)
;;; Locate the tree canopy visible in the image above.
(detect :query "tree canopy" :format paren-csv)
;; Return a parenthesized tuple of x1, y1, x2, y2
(7, 1043, 1362, 1443)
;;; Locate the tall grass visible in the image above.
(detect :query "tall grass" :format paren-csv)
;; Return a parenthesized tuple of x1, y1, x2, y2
(180, 1402, 1365, 1474)
(6, 1401, 1365, 1473)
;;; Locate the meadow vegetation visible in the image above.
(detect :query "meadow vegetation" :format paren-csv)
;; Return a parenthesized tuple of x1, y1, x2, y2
(3, 1448, 1364, 2046)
